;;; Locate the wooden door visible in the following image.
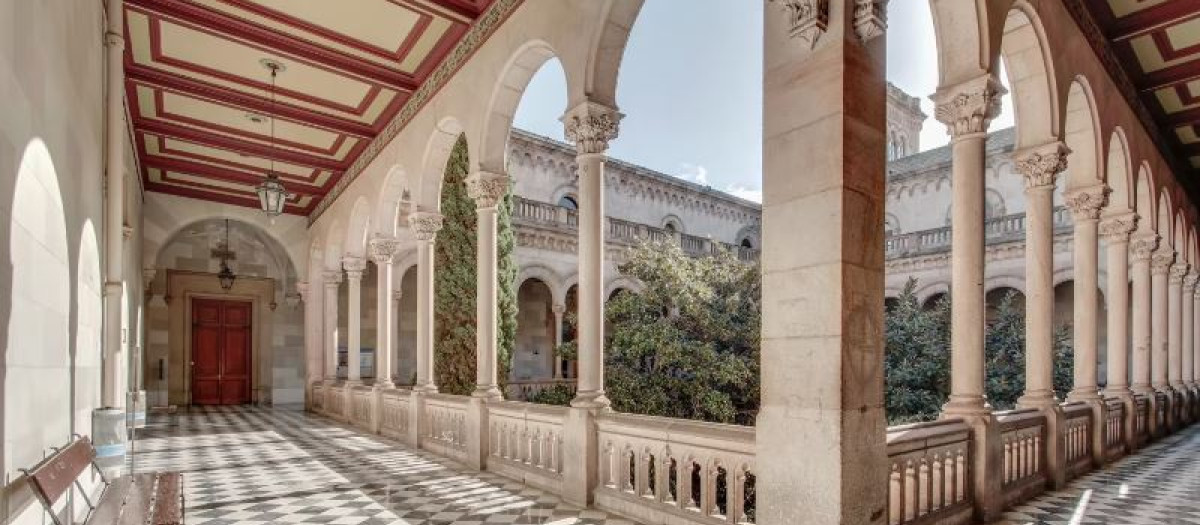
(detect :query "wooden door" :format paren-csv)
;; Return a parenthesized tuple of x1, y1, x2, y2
(191, 298, 252, 405)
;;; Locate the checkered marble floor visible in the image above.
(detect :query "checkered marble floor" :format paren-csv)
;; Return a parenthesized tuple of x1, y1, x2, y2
(132, 405, 638, 525)
(998, 425, 1200, 524)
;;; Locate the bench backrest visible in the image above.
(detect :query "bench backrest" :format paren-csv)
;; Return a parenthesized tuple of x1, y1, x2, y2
(25, 438, 96, 506)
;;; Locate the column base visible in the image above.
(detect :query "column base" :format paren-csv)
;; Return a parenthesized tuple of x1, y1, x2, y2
(1016, 391, 1059, 409)
(941, 395, 991, 418)
(1065, 388, 1103, 403)
(472, 385, 503, 401)
(562, 406, 602, 507)
(413, 383, 439, 394)
(570, 390, 611, 410)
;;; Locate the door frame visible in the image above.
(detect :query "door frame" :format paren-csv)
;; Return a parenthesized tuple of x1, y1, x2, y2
(189, 297, 254, 405)
(165, 269, 277, 406)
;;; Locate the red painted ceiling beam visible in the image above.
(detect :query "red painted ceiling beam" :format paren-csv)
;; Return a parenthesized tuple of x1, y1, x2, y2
(126, 0, 421, 92)
(138, 118, 347, 172)
(1109, 3, 1200, 42)
(1139, 61, 1200, 93)
(142, 156, 327, 196)
(424, 0, 484, 19)
(128, 66, 376, 138)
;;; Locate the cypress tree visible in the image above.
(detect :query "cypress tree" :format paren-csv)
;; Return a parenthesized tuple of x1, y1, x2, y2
(434, 135, 517, 395)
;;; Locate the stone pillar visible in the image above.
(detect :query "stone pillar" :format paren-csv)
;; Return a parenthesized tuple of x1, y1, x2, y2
(934, 73, 1007, 521)
(102, 0, 127, 410)
(1151, 248, 1174, 433)
(552, 303, 565, 379)
(408, 212, 443, 393)
(1182, 273, 1197, 420)
(1100, 212, 1137, 450)
(343, 256, 366, 383)
(560, 100, 620, 507)
(393, 289, 404, 382)
(323, 271, 343, 381)
(1169, 262, 1188, 427)
(466, 171, 510, 401)
(757, 4, 889, 524)
(1014, 141, 1069, 489)
(1065, 185, 1107, 465)
(369, 236, 401, 388)
(296, 280, 314, 409)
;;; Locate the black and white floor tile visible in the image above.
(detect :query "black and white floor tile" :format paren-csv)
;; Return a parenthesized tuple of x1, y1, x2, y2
(998, 426, 1200, 524)
(133, 406, 637, 525)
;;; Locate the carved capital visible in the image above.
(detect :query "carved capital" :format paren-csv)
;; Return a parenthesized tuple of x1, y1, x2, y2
(552, 303, 566, 316)
(1064, 185, 1108, 221)
(1184, 272, 1200, 292)
(408, 211, 444, 242)
(323, 270, 343, 286)
(1152, 250, 1176, 275)
(105, 30, 124, 49)
(562, 102, 621, 154)
(854, 0, 888, 42)
(368, 235, 401, 264)
(1015, 142, 1070, 189)
(771, 0, 829, 47)
(933, 76, 1006, 138)
(342, 256, 367, 278)
(1099, 212, 1138, 243)
(466, 171, 511, 208)
(1130, 235, 1159, 262)
(1171, 263, 1191, 285)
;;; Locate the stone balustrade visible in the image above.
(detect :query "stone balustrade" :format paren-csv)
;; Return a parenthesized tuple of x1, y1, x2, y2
(885, 419, 972, 525)
(505, 378, 577, 400)
(306, 380, 1194, 525)
(885, 207, 1071, 259)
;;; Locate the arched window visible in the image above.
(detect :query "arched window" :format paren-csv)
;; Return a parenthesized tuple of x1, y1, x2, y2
(663, 222, 677, 233)
(740, 238, 754, 249)
(557, 195, 578, 210)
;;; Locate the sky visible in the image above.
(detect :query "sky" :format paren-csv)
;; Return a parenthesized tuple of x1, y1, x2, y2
(511, 0, 1016, 203)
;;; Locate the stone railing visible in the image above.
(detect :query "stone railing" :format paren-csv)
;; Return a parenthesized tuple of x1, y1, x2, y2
(996, 408, 1047, 507)
(513, 196, 760, 262)
(885, 207, 1071, 259)
(885, 419, 972, 525)
(594, 412, 756, 525)
(1061, 403, 1093, 479)
(505, 378, 577, 401)
(487, 401, 568, 493)
(1104, 398, 1126, 461)
(308, 382, 1196, 525)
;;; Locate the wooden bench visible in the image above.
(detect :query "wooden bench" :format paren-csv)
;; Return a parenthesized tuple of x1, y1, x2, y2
(19, 436, 184, 525)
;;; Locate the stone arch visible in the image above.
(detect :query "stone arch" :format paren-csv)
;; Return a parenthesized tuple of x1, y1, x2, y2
(1105, 128, 1134, 212)
(1157, 187, 1174, 248)
(375, 164, 410, 237)
(344, 196, 372, 259)
(1133, 163, 1156, 235)
(143, 205, 309, 277)
(75, 220, 103, 433)
(155, 218, 299, 286)
(986, 275, 1027, 296)
(1000, 3, 1061, 150)
(417, 117, 467, 213)
(479, 40, 567, 174)
(1174, 209, 1188, 258)
(661, 214, 684, 233)
(583, 0, 645, 108)
(323, 218, 344, 271)
(518, 264, 565, 305)
(928, 0, 1004, 87)
(513, 277, 556, 380)
(914, 281, 949, 305)
(1062, 77, 1103, 190)
(605, 276, 643, 299)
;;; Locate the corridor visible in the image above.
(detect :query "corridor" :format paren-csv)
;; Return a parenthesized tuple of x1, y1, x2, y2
(999, 424, 1200, 525)
(134, 406, 636, 525)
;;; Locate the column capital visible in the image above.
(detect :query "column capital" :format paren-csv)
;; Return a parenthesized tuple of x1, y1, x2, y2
(408, 211, 444, 241)
(1099, 212, 1138, 242)
(392, 289, 404, 302)
(770, 0, 829, 47)
(853, 0, 888, 42)
(552, 303, 566, 316)
(1170, 263, 1191, 285)
(1064, 184, 1109, 221)
(562, 101, 622, 154)
(1014, 141, 1070, 189)
(368, 235, 402, 265)
(1130, 234, 1159, 262)
(343, 256, 367, 279)
(1184, 272, 1200, 292)
(1152, 250, 1176, 275)
(933, 75, 1006, 138)
(105, 31, 125, 49)
(466, 171, 511, 208)
(323, 270, 343, 285)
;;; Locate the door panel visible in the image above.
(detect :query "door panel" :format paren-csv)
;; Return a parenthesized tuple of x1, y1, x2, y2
(191, 298, 253, 405)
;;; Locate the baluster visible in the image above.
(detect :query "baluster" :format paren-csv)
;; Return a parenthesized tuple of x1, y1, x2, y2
(919, 458, 931, 517)
(931, 453, 944, 511)
(636, 451, 650, 497)
(955, 450, 966, 503)
(889, 463, 903, 525)
(1002, 440, 1012, 484)
(902, 460, 917, 522)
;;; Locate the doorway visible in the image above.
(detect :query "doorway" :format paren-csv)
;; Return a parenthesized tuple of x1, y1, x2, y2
(191, 298, 253, 405)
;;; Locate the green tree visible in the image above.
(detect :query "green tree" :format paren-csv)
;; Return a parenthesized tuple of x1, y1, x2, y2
(884, 280, 951, 423)
(433, 135, 517, 395)
(982, 290, 1074, 410)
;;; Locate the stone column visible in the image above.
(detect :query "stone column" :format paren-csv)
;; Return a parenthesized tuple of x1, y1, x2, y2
(1130, 234, 1157, 396)
(466, 171, 510, 400)
(393, 289, 404, 382)
(1014, 141, 1069, 489)
(102, 0, 127, 410)
(552, 303, 565, 380)
(1182, 273, 1197, 420)
(1100, 212, 1137, 450)
(323, 271, 343, 381)
(757, 4, 889, 524)
(934, 73, 1007, 521)
(408, 212, 443, 393)
(296, 280, 314, 409)
(343, 256, 366, 383)
(1151, 250, 1174, 394)
(1065, 185, 1106, 402)
(369, 236, 401, 388)
(1169, 263, 1188, 392)
(560, 100, 620, 507)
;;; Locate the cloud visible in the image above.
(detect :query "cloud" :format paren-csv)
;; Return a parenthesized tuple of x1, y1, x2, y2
(678, 162, 709, 186)
(725, 184, 762, 203)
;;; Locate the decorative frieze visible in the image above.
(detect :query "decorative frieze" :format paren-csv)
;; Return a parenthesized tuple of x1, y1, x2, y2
(1099, 213, 1138, 243)
(408, 212, 444, 242)
(368, 235, 402, 264)
(771, 0, 828, 47)
(933, 75, 1006, 137)
(466, 171, 512, 208)
(854, 0, 888, 42)
(1015, 142, 1070, 189)
(562, 102, 621, 155)
(1064, 185, 1109, 221)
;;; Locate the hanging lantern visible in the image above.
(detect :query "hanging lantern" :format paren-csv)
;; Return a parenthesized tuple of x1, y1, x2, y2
(217, 260, 236, 290)
(257, 174, 289, 216)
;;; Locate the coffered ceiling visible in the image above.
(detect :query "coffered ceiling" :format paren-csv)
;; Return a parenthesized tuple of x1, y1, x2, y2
(1081, 0, 1200, 182)
(124, 0, 496, 215)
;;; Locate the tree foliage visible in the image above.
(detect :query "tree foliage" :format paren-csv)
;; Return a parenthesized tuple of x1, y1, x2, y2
(433, 135, 517, 395)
